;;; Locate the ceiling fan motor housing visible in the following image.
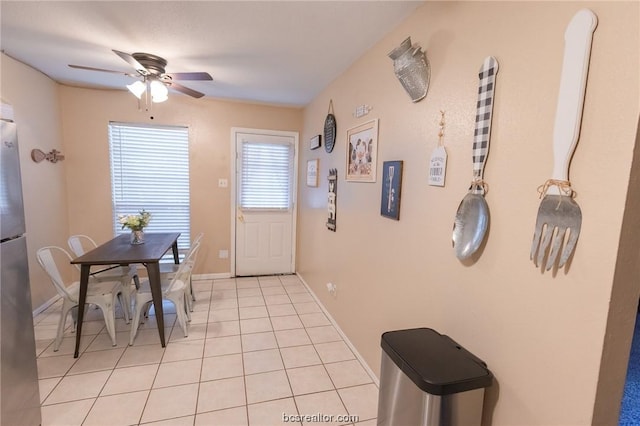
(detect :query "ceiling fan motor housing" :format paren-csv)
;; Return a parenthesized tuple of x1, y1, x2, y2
(132, 52, 167, 76)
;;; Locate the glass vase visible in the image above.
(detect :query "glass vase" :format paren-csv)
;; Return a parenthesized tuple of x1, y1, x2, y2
(130, 229, 145, 245)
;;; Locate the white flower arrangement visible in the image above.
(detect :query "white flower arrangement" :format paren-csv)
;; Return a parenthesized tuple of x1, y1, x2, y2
(118, 210, 151, 231)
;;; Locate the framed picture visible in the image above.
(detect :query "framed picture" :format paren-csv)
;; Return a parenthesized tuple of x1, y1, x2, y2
(327, 169, 338, 231)
(306, 159, 319, 187)
(380, 160, 403, 220)
(310, 134, 321, 150)
(346, 119, 378, 182)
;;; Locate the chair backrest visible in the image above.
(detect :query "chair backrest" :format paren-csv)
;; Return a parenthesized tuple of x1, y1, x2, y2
(185, 241, 201, 268)
(67, 234, 98, 257)
(177, 233, 204, 257)
(191, 232, 204, 247)
(36, 246, 75, 300)
(166, 242, 200, 294)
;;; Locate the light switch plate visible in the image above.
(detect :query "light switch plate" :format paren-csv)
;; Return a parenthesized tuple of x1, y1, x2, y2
(218, 178, 228, 188)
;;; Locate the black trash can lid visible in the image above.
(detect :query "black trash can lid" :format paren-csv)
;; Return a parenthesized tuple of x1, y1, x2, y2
(381, 328, 493, 396)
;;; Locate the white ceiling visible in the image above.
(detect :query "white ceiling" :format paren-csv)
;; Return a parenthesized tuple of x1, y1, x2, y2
(1, 1, 422, 107)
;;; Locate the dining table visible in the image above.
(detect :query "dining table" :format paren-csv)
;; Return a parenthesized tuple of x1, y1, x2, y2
(70, 232, 180, 358)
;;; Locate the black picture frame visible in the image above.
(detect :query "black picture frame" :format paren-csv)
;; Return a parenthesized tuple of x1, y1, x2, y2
(310, 134, 321, 150)
(380, 160, 403, 220)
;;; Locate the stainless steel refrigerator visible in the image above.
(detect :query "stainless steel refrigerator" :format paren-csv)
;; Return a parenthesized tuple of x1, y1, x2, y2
(1, 118, 42, 425)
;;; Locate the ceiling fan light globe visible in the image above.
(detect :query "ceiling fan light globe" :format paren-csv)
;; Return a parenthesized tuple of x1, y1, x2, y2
(152, 92, 168, 103)
(150, 80, 169, 102)
(126, 80, 146, 99)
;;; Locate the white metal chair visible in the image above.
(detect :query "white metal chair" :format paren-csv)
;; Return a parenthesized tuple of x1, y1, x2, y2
(159, 232, 203, 313)
(68, 234, 139, 323)
(36, 246, 121, 351)
(129, 242, 199, 345)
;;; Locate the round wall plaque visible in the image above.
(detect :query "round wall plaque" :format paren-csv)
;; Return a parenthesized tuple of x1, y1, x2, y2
(324, 113, 336, 153)
(324, 100, 336, 153)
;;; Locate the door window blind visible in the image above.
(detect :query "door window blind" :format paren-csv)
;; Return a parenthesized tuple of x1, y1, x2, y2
(109, 122, 190, 249)
(240, 141, 293, 210)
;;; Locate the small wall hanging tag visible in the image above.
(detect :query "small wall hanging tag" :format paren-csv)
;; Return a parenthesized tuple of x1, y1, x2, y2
(428, 111, 448, 187)
(429, 146, 447, 186)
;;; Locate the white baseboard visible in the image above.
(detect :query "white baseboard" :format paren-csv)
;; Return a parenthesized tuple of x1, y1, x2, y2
(193, 272, 232, 280)
(33, 294, 61, 317)
(296, 272, 380, 387)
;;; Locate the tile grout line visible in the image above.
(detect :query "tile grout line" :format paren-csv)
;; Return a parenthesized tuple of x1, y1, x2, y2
(273, 275, 302, 423)
(238, 277, 251, 425)
(295, 273, 380, 388)
(192, 282, 213, 425)
(36, 276, 376, 425)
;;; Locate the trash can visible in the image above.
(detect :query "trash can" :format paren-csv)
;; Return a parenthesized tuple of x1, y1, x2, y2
(377, 328, 493, 426)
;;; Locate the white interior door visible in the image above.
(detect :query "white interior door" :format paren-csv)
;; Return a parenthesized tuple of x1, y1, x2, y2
(233, 129, 298, 276)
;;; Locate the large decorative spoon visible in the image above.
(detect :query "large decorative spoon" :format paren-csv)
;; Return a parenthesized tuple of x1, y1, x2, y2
(453, 56, 499, 260)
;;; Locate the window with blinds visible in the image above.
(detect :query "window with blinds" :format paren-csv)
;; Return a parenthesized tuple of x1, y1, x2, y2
(240, 141, 293, 210)
(109, 122, 190, 249)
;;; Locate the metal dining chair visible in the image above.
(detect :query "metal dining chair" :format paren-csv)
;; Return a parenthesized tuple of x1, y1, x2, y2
(129, 242, 200, 345)
(36, 246, 121, 350)
(68, 234, 139, 323)
(159, 232, 203, 314)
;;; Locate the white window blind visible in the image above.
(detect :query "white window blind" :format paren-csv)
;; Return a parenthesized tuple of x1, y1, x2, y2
(109, 122, 190, 249)
(240, 141, 293, 210)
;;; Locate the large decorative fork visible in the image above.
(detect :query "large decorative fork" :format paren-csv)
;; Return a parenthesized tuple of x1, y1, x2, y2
(531, 9, 597, 270)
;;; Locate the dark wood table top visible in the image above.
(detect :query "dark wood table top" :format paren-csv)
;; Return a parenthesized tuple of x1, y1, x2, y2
(70, 232, 181, 265)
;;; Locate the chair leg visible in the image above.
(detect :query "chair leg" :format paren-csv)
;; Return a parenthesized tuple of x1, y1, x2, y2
(70, 305, 79, 331)
(53, 321, 65, 352)
(101, 299, 117, 346)
(129, 299, 149, 345)
(185, 292, 192, 314)
(186, 284, 194, 313)
(189, 276, 196, 302)
(129, 308, 140, 346)
(173, 295, 189, 338)
(117, 292, 131, 324)
(54, 300, 75, 351)
(143, 302, 152, 322)
(183, 291, 192, 322)
(121, 275, 139, 324)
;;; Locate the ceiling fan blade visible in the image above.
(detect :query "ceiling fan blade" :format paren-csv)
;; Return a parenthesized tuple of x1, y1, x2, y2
(169, 82, 205, 98)
(112, 49, 148, 75)
(68, 64, 137, 77)
(167, 72, 213, 81)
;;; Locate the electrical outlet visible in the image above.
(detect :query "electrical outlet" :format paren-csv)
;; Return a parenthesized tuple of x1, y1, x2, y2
(218, 178, 228, 188)
(219, 249, 229, 259)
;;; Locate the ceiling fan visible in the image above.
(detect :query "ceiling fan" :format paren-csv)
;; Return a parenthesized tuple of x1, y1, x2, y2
(69, 50, 213, 106)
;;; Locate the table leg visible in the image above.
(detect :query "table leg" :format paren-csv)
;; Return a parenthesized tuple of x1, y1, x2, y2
(146, 262, 165, 347)
(74, 265, 91, 358)
(172, 241, 180, 264)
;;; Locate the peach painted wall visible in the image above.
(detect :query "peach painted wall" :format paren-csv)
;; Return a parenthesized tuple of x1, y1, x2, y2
(1, 54, 70, 309)
(296, 2, 639, 425)
(58, 86, 302, 276)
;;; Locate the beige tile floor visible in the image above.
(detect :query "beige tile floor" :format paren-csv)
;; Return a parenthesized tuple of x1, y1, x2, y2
(34, 275, 379, 426)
